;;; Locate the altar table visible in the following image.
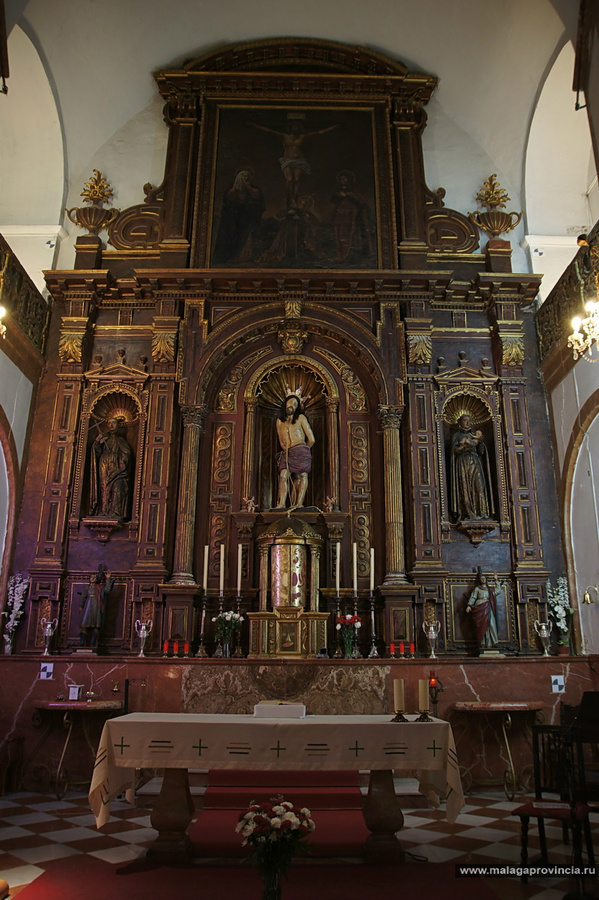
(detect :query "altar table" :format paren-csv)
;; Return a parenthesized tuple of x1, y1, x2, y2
(89, 712, 463, 862)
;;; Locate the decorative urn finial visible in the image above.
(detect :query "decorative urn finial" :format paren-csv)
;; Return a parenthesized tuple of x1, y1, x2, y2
(66, 169, 120, 236)
(468, 174, 522, 239)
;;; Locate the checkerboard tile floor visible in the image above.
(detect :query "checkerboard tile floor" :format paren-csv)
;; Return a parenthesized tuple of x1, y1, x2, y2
(0, 789, 597, 898)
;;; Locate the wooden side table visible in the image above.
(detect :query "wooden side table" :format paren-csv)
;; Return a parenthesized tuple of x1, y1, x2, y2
(452, 701, 544, 799)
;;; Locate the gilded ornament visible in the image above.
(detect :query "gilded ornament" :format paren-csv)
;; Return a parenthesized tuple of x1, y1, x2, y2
(468, 174, 522, 239)
(151, 331, 176, 363)
(278, 323, 308, 354)
(58, 331, 84, 363)
(408, 333, 432, 366)
(66, 170, 120, 236)
(500, 335, 525, 367)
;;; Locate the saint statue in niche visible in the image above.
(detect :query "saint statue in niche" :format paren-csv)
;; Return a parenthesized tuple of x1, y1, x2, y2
(89, 416, 132, 519)
(274, 388, 315, 510)
(465, 571, 499, 650)
(79, 565, 115, 649)
(450, 413, 494, 521)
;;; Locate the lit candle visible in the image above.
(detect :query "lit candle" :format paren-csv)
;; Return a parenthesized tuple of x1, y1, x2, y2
(352, 542, 358, 596)
(336, 542, 341, 597)
(399, 641, 405, 655)
(202, 545, 209, 592)
(173, 641, 179, 655)
(393, 679, 405, 712)
(237, 543, 243, 596)
(219, 543, 225, 596)
(370, 547, 375, 592)
(418, 679, 430, 712)
(429, 670, 437, 687)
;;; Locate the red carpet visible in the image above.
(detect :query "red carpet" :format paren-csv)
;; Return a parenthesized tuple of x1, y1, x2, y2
(191, 767, 367, 857)
(15, 854, 501, 900)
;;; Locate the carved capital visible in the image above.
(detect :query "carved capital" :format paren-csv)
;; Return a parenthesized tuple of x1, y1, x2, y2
(180, 405, 206, 429)
(378, 405, 403, 429)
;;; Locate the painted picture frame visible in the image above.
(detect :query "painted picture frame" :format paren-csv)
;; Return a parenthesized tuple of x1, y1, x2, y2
(196, 102, 393, 269)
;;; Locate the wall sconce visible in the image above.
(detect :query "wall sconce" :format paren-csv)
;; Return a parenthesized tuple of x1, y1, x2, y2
(568, 299, 599, 362)
(0, 306, 6, 339)
(583, 585, 598, 604)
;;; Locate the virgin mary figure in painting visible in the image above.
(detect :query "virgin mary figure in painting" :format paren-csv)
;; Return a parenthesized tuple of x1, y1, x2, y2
(213, 168, 265, 265)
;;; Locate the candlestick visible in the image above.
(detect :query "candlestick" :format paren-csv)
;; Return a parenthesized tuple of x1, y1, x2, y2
(370, 547, 375, 592)
(202, 544, 209, 592)
(237, 543, 242, 596)
(352, 542, 358, 596)
(336, 542, 340, 597)
(219, 543, 224, 596)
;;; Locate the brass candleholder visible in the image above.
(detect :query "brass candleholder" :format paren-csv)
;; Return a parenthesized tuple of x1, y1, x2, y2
(391, 709, 408, 722)
(416, 709, 434, 722)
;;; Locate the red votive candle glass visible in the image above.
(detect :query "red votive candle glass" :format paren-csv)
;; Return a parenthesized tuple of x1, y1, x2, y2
(409, 641, 415, 655)
(173, 641, 179, 655)
(389, 642, 395, 656)
(162, 640, 168, 655)
(184, 641, 190, 655)
(399, 641, 405, 655)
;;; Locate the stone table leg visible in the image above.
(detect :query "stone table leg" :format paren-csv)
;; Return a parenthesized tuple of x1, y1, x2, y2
(148, 768, 194, 861)
(362, 769, 405, 864)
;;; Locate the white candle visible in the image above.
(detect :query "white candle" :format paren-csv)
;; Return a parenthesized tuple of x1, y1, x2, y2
(353, 542, 358, 596)
(219, 543, 225, 596)
(393, 679, 404, 712)
(370, 547, 375, 592)
(202, 545, 209, 592)
(418, 679, 430, 712)
(237, 543, 243, 595)
(336, 542, 340, 597)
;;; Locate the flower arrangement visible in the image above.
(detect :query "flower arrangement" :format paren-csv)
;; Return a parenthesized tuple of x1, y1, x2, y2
(2, 573, 29, 636)
(547, 576, 573, 646)
(336, 613, 361, 658)
(236, 795, 315, 899)
(212, 610, 244, 643)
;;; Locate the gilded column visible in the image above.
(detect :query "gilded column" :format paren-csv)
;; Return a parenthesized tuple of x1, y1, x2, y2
(309, 545, 321, 612)
(170, 405, 206, 583)
(379, 406, 407, 584)
(241, 398, 258, 505)
(326, 397, 340, 509)
(259, 543, 270, 611)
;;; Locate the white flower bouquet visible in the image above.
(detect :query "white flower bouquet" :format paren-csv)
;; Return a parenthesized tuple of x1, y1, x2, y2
(547, 576, 573, 646)
(2, 572, 29, 635)
(212, 610, 244, 642)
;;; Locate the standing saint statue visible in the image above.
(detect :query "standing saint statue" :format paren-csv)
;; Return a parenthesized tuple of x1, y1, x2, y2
(450, 413, 494, 521)
(90, 417, 132, 519)
(274, 390, 315, 509)
(79, 565, 115, 648)
(465, 571, 499, 650)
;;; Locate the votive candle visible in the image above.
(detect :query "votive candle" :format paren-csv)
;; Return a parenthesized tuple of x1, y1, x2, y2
(173, 641, 179, 655)
(389, 642, 395, 656)
(184, 641, 189, 655)
(163, 640, 168, 654)
(418, 679, 430, 712)
(393, 679, 405, 712)
(399, 641, 405, 655)
(409, 641, 415, 656)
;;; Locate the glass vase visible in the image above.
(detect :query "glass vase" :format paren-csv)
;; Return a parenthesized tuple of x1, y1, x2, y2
(342, 630, 354, 659)
(260, 864, 282, 900)
(222, 641, 230, 658)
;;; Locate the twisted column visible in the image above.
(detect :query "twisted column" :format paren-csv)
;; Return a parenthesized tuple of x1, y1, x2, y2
(170, 405, 206, 583)
(379, 406, 407, 584)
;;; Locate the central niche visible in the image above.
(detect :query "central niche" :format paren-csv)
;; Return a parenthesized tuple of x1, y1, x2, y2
(254, 365, 327, 511)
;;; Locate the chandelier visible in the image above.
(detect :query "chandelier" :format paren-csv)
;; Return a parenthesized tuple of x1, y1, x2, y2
(568, 299, 599, 361)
